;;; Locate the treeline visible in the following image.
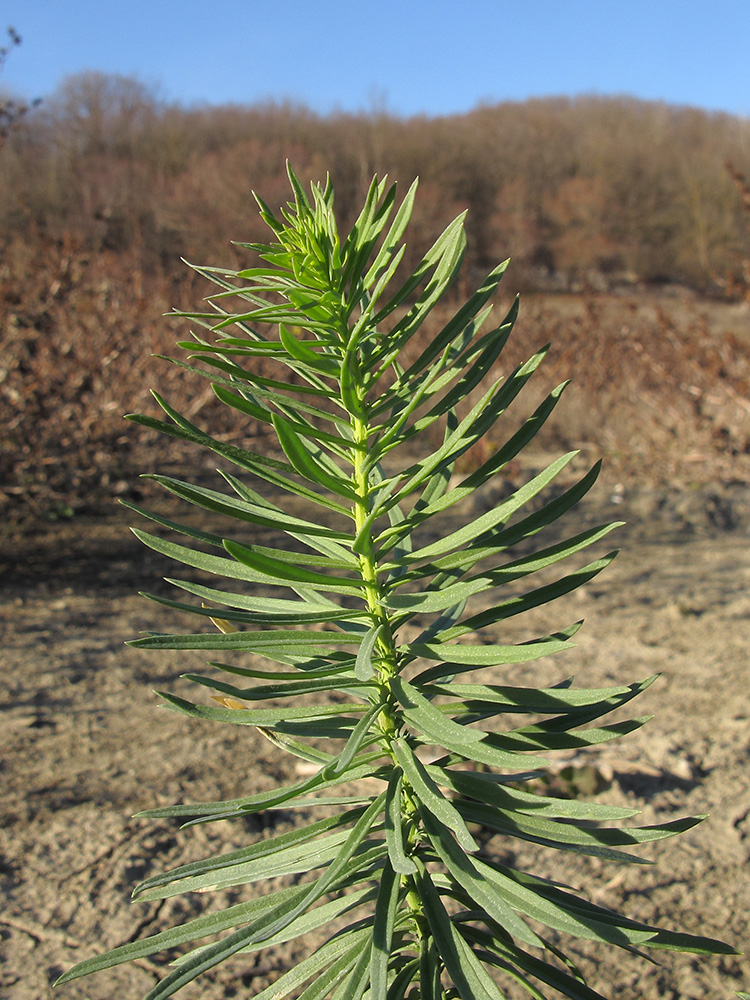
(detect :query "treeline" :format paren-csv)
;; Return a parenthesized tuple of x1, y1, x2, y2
(1, 71, 750, 291)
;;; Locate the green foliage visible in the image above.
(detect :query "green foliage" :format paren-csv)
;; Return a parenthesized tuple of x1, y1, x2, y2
(57, 167, 733, 999)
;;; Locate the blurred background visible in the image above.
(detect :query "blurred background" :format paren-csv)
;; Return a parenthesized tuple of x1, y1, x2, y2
(1, 0, 749, 514)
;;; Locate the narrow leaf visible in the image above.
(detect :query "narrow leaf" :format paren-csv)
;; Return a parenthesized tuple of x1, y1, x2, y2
(391, 737, 478, 852)
(384, 771, 416, 875)
(355, 624, 384, 680)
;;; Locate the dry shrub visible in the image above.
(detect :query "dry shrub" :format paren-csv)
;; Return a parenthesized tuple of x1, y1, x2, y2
(500, 292, 750, 485)
(409, 290, 750, 488)
(0, 240, 273, 518)
(2, 233, 750, 523)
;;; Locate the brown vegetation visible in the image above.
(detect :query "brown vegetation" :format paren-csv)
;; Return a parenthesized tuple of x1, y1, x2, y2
(3, 74, 750, 286)
(1, 75, 750, 518)
(722, 161, 750, 301)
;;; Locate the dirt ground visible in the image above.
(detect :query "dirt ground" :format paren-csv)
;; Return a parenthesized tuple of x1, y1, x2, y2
(2, 473, 749, 1000)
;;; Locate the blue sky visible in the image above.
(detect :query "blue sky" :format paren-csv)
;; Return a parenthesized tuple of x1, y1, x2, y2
(2, 0, 749, 118)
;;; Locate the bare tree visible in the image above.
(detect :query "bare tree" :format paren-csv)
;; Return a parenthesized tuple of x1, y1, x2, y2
(0, 27, 40, 149)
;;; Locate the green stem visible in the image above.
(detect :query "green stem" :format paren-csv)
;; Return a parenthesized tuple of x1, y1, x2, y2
(351, 414, 399, 686)
(345, 327, 428, 957)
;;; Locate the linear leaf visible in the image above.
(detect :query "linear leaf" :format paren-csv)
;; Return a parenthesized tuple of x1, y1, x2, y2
(437, 554, 618, 641)
(133, 809, 364, 898)
(55, 884, 309, 985)
(355, 623, 383, 680)
(423, 682, 631, 714)
(414, 861, 505, 1000)
(378, 451, 576, 555)
(141, 590, 362, 627)
(391, 737, 478, 852)
(413, 632, 578, 684)
(369, 213, 467, 336)
(251, 929, 371, 1000)
(273, 413, 358, 500)
(388, 520, 620, 589)
(472, 863, 666, 946)
(392, 674, 484, 744)
(421, 809, 543, 948)
(384, 771, 416, 875)
(292, 949, 364, 1000)
(404, 637, 575, 666)
(370, 859, 401, 1000)
(245, 791, 388, 947)
(131, 627, 360, 651)
(334, 701, 384, 773)
(429, 766, 638, 822)
(156, 691, 368, 728)
(138, 827, 363, 898)
(224, 538, 362, 592)
(416, 729, 547, 771)
(183, 671, 373, 701)
(462, 926, 610, 1000)
(395, 258, 510, 377)
(212, 380, 351, 432)
(150, 467, 349, 524)
(385, 959, 420, 1000)
(136, 757, 382, 821)
(330, 938, 373, 1000)
(456, 800, 657, 863)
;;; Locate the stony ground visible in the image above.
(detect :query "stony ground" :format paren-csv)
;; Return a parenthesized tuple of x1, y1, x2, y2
(2, 476, 749, 1000)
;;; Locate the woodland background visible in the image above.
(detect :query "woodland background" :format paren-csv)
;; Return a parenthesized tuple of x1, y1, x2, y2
(2, 68, 750, 519)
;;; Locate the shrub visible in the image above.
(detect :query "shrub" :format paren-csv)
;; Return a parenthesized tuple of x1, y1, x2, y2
(57, 167, 733, 1000)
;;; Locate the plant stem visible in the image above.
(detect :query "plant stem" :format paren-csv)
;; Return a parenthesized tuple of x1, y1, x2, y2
(351, 415, 399, 690)
(350, 390, 430, 956)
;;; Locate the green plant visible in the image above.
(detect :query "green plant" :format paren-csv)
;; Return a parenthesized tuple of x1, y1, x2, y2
(57, 168, 732, 1000)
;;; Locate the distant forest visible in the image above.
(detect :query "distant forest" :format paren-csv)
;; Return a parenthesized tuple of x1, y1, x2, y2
(2, 70, 750, 292)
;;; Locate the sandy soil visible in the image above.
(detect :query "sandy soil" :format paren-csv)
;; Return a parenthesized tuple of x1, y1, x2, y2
(2, 476, 749, 1000)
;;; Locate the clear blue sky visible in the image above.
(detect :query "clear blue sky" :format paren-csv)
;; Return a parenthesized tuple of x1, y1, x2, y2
(2, 0, 749, 118)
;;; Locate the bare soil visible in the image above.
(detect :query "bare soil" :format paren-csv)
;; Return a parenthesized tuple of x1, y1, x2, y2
(2, 476, 750, 1000)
